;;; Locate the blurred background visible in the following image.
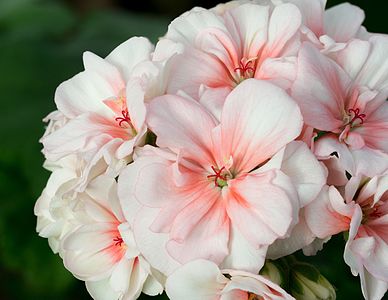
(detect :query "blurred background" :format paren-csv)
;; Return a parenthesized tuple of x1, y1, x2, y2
(0, 0, 385, 299)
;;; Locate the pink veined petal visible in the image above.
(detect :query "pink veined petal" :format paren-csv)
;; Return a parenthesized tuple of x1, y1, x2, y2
(147, 94, 217, 167)
(222, 3, 269, 58)
(165, 259, 228, 300)
(196, 27, 239, 76)
(255, 56, 297, 90)
(305, 186, 353, 239)
(150, 179, 214, 234)
(220, 225, 267, 274)
(259, 3, 302, 61)
(357, 100, 388, 152)
(221, 79, 302, 174)
(41, 113, 131, 162)
(226, 170, 294, 247)
(166, 198, 230, 265)
(63, 223, 122, 281)
(166, 47, 232, 98)
(323, 3, 365, 42)
(106, 37, 154, 82)
(291, 43, 351, 131)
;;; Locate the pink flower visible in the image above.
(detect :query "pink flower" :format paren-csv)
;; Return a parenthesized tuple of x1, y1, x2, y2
(41, 37, 162, 179)
(291, 41, 388, 181)
(305, 175, 388, 300)
(162, 1, 302, 100)
(287, 0, 366, 52)
(165, 259, 294, 300)
(118, 79, 326, 275)
(62, 175, 163, 300)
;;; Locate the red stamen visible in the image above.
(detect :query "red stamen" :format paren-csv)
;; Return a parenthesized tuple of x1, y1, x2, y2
(207, 166, 227, 187)
(115, 110, 132, 128)
(348, 108, 366, 125)
(234, 59, 255, 77)
(113, 236, 124, 247)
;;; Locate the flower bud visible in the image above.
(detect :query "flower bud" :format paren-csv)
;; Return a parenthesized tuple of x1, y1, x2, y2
(290, 262, 336, 300)
(259, 260, 284, 287)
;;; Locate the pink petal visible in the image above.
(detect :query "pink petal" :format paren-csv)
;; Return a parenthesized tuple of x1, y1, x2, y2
(83, 51, 124, 94)
(260, 3, 301, 60)
(223, 3, 269, 58)
(267, 210, 316, 259)
(54, 70, 118, 119)
(288, 0, 325, 36)
(221, 79, 302, 173)
(133, 207, 181, 276)
(166, 8, 227, 46)
(167, 199, 230, 265)
(147, 94, 217, 166)
(106, 37, 154, 81)
(221, 225, 267, 274)
(166, 48, 232, 98)
(324, 3, 365, 42)
(274, 141, 327, 208)
(226, 171, 294, 247)
(291, 43, 351, 131)
(305, 186, 353, 238)
(165, 259, 228, 300)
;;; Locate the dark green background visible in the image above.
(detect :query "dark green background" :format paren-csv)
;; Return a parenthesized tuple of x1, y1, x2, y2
(0, 0, 385, 299)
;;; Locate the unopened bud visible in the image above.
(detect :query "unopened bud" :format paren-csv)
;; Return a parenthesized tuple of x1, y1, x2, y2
(290, 262, 336, 300)
(260, 260, 284, 287)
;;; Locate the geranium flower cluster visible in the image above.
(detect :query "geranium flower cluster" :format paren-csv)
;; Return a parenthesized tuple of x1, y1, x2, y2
(35, 0, 388, 299)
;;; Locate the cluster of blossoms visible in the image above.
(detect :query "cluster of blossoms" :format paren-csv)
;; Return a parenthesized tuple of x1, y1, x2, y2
(35, 0, 388, 299)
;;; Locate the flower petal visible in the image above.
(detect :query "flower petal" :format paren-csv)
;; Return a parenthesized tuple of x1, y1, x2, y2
(221, 79, 302, 173)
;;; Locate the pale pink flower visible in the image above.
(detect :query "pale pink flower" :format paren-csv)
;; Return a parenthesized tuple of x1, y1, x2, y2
(162, 1, 302, 100)
(165, 259, 294, 300)
(41, 37, 163, 179)
(291, 41, 388, 181)
(305, 175, 388, 300)
(118, 79, 326, 275)
(62, 175, 163, 300)
(287, 0, 366, 52)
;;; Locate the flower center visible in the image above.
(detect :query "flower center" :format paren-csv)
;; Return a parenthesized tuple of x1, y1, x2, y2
(207, 165, 229, 188)
(248, 293, 263, 300)
(113, 236, 124, 247)
(115, 109, 137, 136)
(234, 57, 257, 82)
(361, 201, 383, 224)
(345, 108, 366, 128)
